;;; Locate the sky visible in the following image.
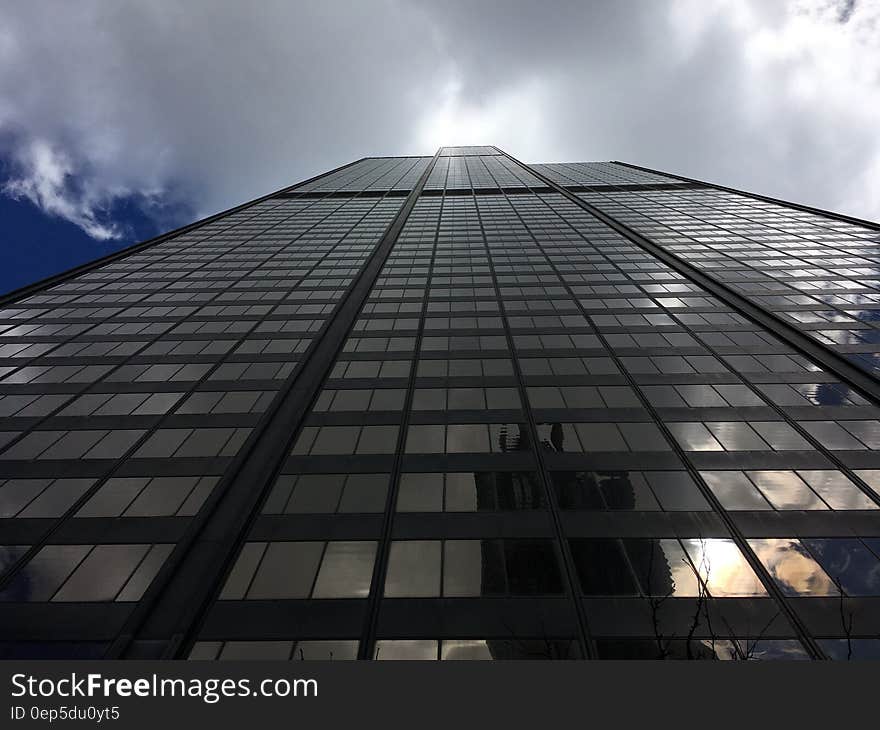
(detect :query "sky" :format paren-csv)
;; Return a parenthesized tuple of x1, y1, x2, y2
(0, 0, 878, 294)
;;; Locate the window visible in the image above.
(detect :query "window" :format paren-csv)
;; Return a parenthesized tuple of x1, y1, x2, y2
(570, 539, 639, 596)
(410, 388, 521, 410)
(527, 386, 639, 410)
(667, 422, 811, 452)
(292, 426, 399, 455)
(383, 539, 563, 597)
(373, 639, 579, 660)
(77, 476, 218, 517)
(537, 422, 670, 452)
(135, 428, 251, 458)
(220, 541, 377, 600)
(681, 538, 767, 597)
(313, 389, 406, 412)
(384, 541, 441, 597)
(0, 430, 149, 461)
(404, 424, 529, 454)
(175, 391, 275, 415)
(551, 471, 707, 511)
(747, 539, 838, 596)
(802, 421, 880, 450)
(262, 474, 388, 514)
(189, 640, 359, 661)
(396, 471, 544, 512)
(800, 538, 880, 596)
(0, 479, 94, 518)
(0, 544, 171, 602)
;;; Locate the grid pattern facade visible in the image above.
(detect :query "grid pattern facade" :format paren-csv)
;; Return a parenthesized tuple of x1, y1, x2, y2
(2, 147, 880, 660)
(532, 162, 682, 188)
(578, 185, 880, 376)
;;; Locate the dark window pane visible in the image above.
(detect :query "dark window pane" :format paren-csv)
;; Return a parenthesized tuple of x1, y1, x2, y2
(599, 472, 660, 510)
(356, 426, 398, 454)
(338, 474, 388, 512)
(443, 540, 506, 596)
(570, 539, 639, 595)
(802, 538, 880, 596)
(247, 542, 324, 599)
(0, 545, 90, 601)
(289, 475, 344, 513)
(622, 539, 700, 596)
(646, 472, 710, 511)
(396, 473, 444, 512)
(505, 540, 563, 594)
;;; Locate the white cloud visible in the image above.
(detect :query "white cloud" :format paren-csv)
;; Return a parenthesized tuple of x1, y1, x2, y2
(2, 139, 122, 240)
(0, 0, 878, 241)
(0, 0, 440, 238)
(415, 75, 552, 155)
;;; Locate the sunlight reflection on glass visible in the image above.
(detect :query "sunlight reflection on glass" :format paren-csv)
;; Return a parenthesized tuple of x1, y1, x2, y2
(798, 470, 877, 510)
(747, 538, 838, 596)
(374, 640, 437, 660)
(681, 538, 767, 597)
(440, 639, 493, 660)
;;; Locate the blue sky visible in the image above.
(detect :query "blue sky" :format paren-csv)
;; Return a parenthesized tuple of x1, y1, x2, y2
(0, 192, 128, 294)
(1, 0, 878, 296)
(0, 175, 191, 294)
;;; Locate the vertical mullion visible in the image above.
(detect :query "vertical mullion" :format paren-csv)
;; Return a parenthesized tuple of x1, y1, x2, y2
(494, 151, 827, 659)
(470, 188, 595, 659)
(360, 177, 446, 660)
(111, 156, 439, 658)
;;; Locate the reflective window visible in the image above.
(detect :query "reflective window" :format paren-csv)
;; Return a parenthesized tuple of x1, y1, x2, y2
(384, 540, 563, 597)
(262, 474, 389, 514)
(0, 544, 171, 602)
(220, 541, 377, 599)
(396, 471, 544, 512)
(551, 471, 708, 511)
(681, 538, 767, 597)
(747, 539, 837, 596)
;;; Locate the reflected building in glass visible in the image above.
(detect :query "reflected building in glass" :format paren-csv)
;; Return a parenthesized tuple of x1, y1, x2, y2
(2, 147, 880, 660)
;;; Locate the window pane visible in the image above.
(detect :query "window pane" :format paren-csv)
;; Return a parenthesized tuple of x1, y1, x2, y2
(247, 542, 324, 599)
(747, 538, 837, 596)
(338, 475, 388, 513)
(570, 539, 638, 595)
(384, 541, 441, 597)
(799, 471, 876, 510)
(288, 475, 344, 513)
(312, 541, 376, 598)
(311, 427, 359, 455)
(53, 545, 150, 602)
(682, 538, 767, 597)
(701, 471, 770, 510)
(0, 545, 90, 601)
(505, 540, 563, 594)
(405, 425, 444, 453)
(667, 423, 723, 451)
(802, 539, 880, 596)
(443, 540, 505, 596)
(356, 426, 398, 454)
(748, 471, 826, 510)
(374, 640, 437, 660)
(624, 539, 701, 596)
(446, 425, 489, 453)
(645, 472, 709, 510)
(396, 473, 443, 512)
(292, 640, 359, 661)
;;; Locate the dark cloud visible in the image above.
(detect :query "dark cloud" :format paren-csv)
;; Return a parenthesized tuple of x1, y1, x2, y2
(0, 0, 877, 240)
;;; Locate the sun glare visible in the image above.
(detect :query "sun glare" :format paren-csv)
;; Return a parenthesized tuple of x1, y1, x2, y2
(416, 78, 509, 152)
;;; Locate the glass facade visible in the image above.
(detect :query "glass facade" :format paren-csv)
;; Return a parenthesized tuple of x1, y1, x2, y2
(2, 148, 879, 660)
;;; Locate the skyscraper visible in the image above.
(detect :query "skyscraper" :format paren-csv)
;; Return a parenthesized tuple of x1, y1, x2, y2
(1, 146, 879, 660)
